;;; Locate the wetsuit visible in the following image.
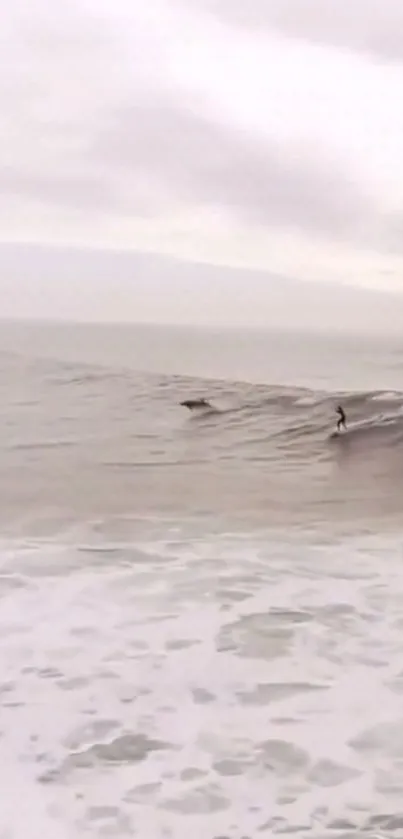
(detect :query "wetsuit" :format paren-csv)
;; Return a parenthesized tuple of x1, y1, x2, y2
(336, 405, 346, 431)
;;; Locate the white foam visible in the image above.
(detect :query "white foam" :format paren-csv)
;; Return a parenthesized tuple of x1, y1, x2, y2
(371, 391, 402, 402)
(295, 395, 320, 406)
(1, 530, 403, 836)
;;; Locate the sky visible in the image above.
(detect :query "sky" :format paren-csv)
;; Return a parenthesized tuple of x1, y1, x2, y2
(2, 0, 403, 322)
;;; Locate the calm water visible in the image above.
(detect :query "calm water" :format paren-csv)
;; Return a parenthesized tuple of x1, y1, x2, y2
(1, 320, 403, 838)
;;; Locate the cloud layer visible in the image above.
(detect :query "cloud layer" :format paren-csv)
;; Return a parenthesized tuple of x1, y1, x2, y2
(198, 0, 403, 61)
(1, 0, 403, 287)
(92, 99, 375, 243)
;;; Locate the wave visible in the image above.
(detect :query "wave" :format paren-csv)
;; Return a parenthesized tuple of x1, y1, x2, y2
(181, 383, 403, 445)
(328, 412, 403, 444)
(3, 344, 403, 532)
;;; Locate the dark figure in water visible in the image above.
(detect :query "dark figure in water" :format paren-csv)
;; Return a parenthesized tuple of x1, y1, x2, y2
(336, 405, 346, 431)
(180, 398, 212, 410)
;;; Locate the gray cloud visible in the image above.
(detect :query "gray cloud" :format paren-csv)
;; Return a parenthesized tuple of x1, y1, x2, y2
(0, 66, 385, 246)
(90, 99, 375, 243)
(0, 0, 376, 246)
(0, 0, 159, 215)
(0, 0, 399, 255)
(0, 167, 121, 211)
(196, 0, 403, 62)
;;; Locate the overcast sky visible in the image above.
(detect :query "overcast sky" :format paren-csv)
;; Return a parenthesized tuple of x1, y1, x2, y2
(2, 0, 403, 321)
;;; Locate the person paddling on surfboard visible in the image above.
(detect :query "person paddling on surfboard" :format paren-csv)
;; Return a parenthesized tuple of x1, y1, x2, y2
(336, 405, 346, 432)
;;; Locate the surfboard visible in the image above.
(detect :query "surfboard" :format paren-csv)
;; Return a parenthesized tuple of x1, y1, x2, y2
(329, 428, 348, 439)
(329, 420, 367, 439)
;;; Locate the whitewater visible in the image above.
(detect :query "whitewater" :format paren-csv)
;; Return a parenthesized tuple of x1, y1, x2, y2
(1, 321, 403, 838)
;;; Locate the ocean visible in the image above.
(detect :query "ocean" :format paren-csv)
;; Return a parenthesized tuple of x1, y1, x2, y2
(1, 319, 403, 838)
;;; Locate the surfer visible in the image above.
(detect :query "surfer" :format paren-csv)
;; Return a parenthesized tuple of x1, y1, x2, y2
(336, 405, 346, 432)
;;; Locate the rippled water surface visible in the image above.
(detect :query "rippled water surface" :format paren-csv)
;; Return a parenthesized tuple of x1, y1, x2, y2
(1, 321, 403, 837)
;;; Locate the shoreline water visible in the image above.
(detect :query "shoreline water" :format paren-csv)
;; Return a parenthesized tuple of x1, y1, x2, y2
(1, 321, 402, 836)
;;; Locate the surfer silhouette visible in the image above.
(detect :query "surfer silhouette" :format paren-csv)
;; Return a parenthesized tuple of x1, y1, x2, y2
(336, 405, 346, 432)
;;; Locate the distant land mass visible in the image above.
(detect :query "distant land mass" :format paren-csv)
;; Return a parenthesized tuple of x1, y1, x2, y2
(0, 241, 402, 333)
